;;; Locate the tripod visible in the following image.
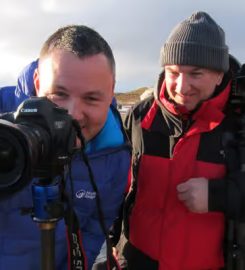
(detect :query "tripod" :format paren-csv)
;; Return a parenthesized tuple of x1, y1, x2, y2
(32, 178, 64, 270)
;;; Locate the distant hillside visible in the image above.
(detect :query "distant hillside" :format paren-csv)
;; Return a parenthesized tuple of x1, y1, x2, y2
(115, 87, 149, 104)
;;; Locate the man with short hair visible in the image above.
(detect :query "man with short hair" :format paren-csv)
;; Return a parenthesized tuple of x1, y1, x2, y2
(0, 25, 130, 270)
(123, 11, 244, 269)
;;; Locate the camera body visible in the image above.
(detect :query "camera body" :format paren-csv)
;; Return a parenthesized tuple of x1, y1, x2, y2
(0, 97, 77, 198)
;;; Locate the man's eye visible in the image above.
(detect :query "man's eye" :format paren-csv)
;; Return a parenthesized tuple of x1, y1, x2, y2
(57, 92, 68, 97)
(172, 72, 179, 76)
(86, 96, 99, 102)
(168, 72, 179, 78)
(166, 70, 178, 76)
(49, 92, 68, 98)
(191, 72, 202, 77)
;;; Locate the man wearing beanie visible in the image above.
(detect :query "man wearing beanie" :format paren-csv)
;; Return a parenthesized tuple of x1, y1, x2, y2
(122, 11, 245, 269)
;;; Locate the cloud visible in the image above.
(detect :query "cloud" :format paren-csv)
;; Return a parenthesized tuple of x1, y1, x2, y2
(0, 0, 245, 91)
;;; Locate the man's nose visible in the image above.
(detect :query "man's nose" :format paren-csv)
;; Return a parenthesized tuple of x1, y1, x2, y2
(175, 74, 190, 95)
(68, 100, 84, 121)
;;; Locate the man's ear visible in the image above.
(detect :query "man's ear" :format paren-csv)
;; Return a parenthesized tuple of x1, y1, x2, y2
(111, 79, 115, 101)
(217, 72, 225, 86)
(33, 68, 40, 96)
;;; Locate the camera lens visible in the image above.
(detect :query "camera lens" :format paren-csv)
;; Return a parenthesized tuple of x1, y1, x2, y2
(0, 140, 16, 172)
(0, 121, 29, 195)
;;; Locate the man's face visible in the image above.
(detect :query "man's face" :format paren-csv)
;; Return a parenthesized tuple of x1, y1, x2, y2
(164, 65, 224, 111)
(34, 50, 114, 141)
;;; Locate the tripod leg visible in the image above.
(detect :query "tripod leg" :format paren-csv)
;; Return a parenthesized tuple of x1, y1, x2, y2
(40, 223, 56, 270)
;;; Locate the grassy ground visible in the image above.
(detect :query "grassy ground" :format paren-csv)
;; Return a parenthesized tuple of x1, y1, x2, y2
(115, 87, 148, 105)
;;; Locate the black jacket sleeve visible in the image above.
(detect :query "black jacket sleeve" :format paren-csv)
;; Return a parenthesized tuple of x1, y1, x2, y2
(209, 171, 245, 220)
(209, 113, 245, 220)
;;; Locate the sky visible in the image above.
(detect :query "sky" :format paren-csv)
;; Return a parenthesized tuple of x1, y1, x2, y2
(0, 0, 245, 92)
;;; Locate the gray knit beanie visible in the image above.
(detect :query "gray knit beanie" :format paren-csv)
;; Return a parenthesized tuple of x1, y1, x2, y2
(161, 11, 229, 72)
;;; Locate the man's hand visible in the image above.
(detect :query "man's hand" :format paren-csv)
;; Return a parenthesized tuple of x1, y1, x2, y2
(176, 177, 209, 213)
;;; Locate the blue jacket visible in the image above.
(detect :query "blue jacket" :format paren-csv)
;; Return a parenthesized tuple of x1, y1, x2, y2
(0, 86, 16, 112)
(0, 60, 130, 270)
(0, 60, 37, 113)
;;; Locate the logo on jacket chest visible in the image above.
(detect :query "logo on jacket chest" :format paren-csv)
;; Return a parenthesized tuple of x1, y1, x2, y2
(75, 189, 96, 199)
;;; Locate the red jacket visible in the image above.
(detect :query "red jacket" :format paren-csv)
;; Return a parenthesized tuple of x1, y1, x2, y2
(124, 72, 236, 270)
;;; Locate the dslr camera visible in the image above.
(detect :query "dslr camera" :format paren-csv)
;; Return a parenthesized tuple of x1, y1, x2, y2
(0, 97, 77, 198)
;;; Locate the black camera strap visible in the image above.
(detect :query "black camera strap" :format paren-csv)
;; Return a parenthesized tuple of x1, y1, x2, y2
(64, 203, 88, 270)
(61, 167, 87, 270)
(66, 121, 122, 270)
(63, 188, 121, 270)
